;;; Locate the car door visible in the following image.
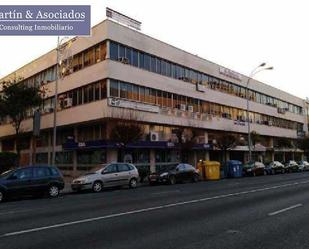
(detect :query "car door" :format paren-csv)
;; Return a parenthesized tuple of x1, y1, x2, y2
(184, 164, 194, 180)
(117, 164, 131, 186)
(32, 167, 51, 193)
(5, 168, 34, 197)
(175, 164, 186, 181)
(101, 164, 120, 187)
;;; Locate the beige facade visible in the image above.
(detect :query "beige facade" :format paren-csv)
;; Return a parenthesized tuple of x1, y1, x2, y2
(0, 19, 307, 176)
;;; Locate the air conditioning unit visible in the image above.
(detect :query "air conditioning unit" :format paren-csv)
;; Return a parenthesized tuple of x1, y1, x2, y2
(118, 57, 129, 64)
(44, 107, 54, 113)
(180, 104, 186, 111)
(63, 98, 73, 108)
(188, 105, 194, 112)
(150, 131, 159, 141)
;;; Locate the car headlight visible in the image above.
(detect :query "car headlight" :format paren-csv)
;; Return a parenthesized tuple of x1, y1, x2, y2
(73, 178, 87, 184)
(160, 172, 168, 177)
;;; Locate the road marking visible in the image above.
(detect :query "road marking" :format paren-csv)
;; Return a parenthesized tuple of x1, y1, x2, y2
(1, 180, 309, 238)
(151, 190, 181, 195)
(268, 204, 303, 216)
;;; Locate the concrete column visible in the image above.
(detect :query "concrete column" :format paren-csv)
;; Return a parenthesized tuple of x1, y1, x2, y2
(106, 40, 110, 60)
(204, 131, 209, 143)
(150, 149, 156, 173)
(205, 151, 210, 161)
(271, 151, 275, 161)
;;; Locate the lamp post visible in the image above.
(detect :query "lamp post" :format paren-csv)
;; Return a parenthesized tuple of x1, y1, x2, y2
(51, 36, 72, 165)
(246, 63, 273, 162)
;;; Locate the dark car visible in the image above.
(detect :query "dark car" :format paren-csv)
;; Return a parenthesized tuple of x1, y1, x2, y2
(148, 163, 199, 185)
(0, 165, 64, 203)
(243, 162, 266, 176)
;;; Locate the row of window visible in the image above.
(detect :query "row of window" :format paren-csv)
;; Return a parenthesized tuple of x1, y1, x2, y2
(110, 79, 303, 131)
(109, 41, 303, 115)
(42, 80, 107, 113)
(22, 41, 107, 88)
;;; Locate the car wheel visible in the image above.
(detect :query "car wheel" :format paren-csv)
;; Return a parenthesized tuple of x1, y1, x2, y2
(129, 178, 138, 189)
(48, 185, 60, 198)
(92, 181, 103, 193)
(192, 174, 199, 183)
(253, 171, 256, 177)
(271, 169, 275, 175)
(169, 175, 176, 185)
(281, 169, 285, 174)
(0, 190, 4, 203)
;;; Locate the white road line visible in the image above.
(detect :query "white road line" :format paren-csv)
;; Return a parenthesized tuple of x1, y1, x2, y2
(1, 180, 309, 238)
(268, 204, 303, 216)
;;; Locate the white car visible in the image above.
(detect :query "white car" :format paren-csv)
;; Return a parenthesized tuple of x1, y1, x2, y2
(71, 163, 140, 192)
(269, 161, 285, 174)
(298, 161, 309, 171)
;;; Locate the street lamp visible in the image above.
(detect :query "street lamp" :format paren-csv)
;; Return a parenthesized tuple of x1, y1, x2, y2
(246, 63, 273, 163)
(51, 36, 72, 166)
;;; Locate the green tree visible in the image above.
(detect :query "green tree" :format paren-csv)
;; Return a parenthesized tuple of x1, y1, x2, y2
(0, 79, 43, 163)
(173, 128, 198, 163)
(110, 121, 144, 146)
(214, 133, 238, 165)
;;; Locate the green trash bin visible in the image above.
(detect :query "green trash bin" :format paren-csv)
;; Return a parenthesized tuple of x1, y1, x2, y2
(205, 161, 221, 180)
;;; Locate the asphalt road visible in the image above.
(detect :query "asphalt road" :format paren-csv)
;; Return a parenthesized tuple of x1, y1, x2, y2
(1, 172, 309, 249)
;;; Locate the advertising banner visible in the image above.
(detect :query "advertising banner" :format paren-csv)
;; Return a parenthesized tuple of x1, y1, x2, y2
(0, 5, 90, 36)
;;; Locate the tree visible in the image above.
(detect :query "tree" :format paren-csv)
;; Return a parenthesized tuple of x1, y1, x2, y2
(0, 79, 43, 163)
(173, 127, 198, 163)
(250, 131, 262, 146)
(110, 121, 144, 145)
(214, 133, 238, 165)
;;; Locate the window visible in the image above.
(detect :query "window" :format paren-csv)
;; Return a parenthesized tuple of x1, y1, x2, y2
(118, 164, 130, 172)
(151, 56, 156, 72)
(72, 53, 83, 72)
(166, 62, 171, 77)
(132, 49, 138, 67)
(84, 48, 95, 67)
(101, 80, 107, 99)
(110, 80, 119, 97)
(161, 60, 166, 75)
(110, 41, 118, 60)
(35, 153, 48, 164)
(140, 86, 145, 102)
(34, 167, 51, 178)
(95, 82, 101, 101)
(120, 82, 128, 99)
(156, 58, 161, 74)
(125, 47, 132, 64)
(132, 85, 139, 101)
(139, 52, 144, 69)
(119, 44, 125, 58)
(144, 54, 150, 71)
(12, 168, 33, 180)
(104, 164, 118, 173)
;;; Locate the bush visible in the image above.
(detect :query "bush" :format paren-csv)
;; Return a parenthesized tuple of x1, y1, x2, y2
(0, 152, 18, 174)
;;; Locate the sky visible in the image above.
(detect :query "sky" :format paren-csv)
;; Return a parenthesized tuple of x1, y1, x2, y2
(0, 0, 308, 99)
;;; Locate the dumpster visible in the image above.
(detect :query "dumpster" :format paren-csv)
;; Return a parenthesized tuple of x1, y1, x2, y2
(205, 161, 221, 180)
(197, 160, 206, 180)
(227, 160, 243, 178)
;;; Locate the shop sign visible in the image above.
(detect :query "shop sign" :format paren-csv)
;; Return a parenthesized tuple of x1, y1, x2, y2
(108, 98, 160, 113)
(219, 67, 242, 81)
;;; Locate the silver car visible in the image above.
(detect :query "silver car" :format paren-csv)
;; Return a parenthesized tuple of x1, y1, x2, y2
(71, 163, 139, 192)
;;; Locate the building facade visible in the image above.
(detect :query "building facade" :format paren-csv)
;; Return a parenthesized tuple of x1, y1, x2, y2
(0, 19, 307, 177)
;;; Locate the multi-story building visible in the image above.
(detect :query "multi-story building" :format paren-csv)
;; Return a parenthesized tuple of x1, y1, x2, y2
(0, 19, 307, 177)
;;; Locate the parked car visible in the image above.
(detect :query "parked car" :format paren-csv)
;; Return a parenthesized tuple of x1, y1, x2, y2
(266, 161, 285, 174)
(0, 165, 64, 203)
(243, 162, 265, 176)
(285, 160, 299, 173)
(71, 163, 139, 192)
(148, 163, 199, 185)
(297, 161, 309, 171)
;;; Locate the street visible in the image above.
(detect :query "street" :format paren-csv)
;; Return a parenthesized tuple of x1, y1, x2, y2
(1, 172, 309, 249)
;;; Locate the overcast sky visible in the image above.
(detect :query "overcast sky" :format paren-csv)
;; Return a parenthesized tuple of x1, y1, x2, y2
(0, 0, 308, 99)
